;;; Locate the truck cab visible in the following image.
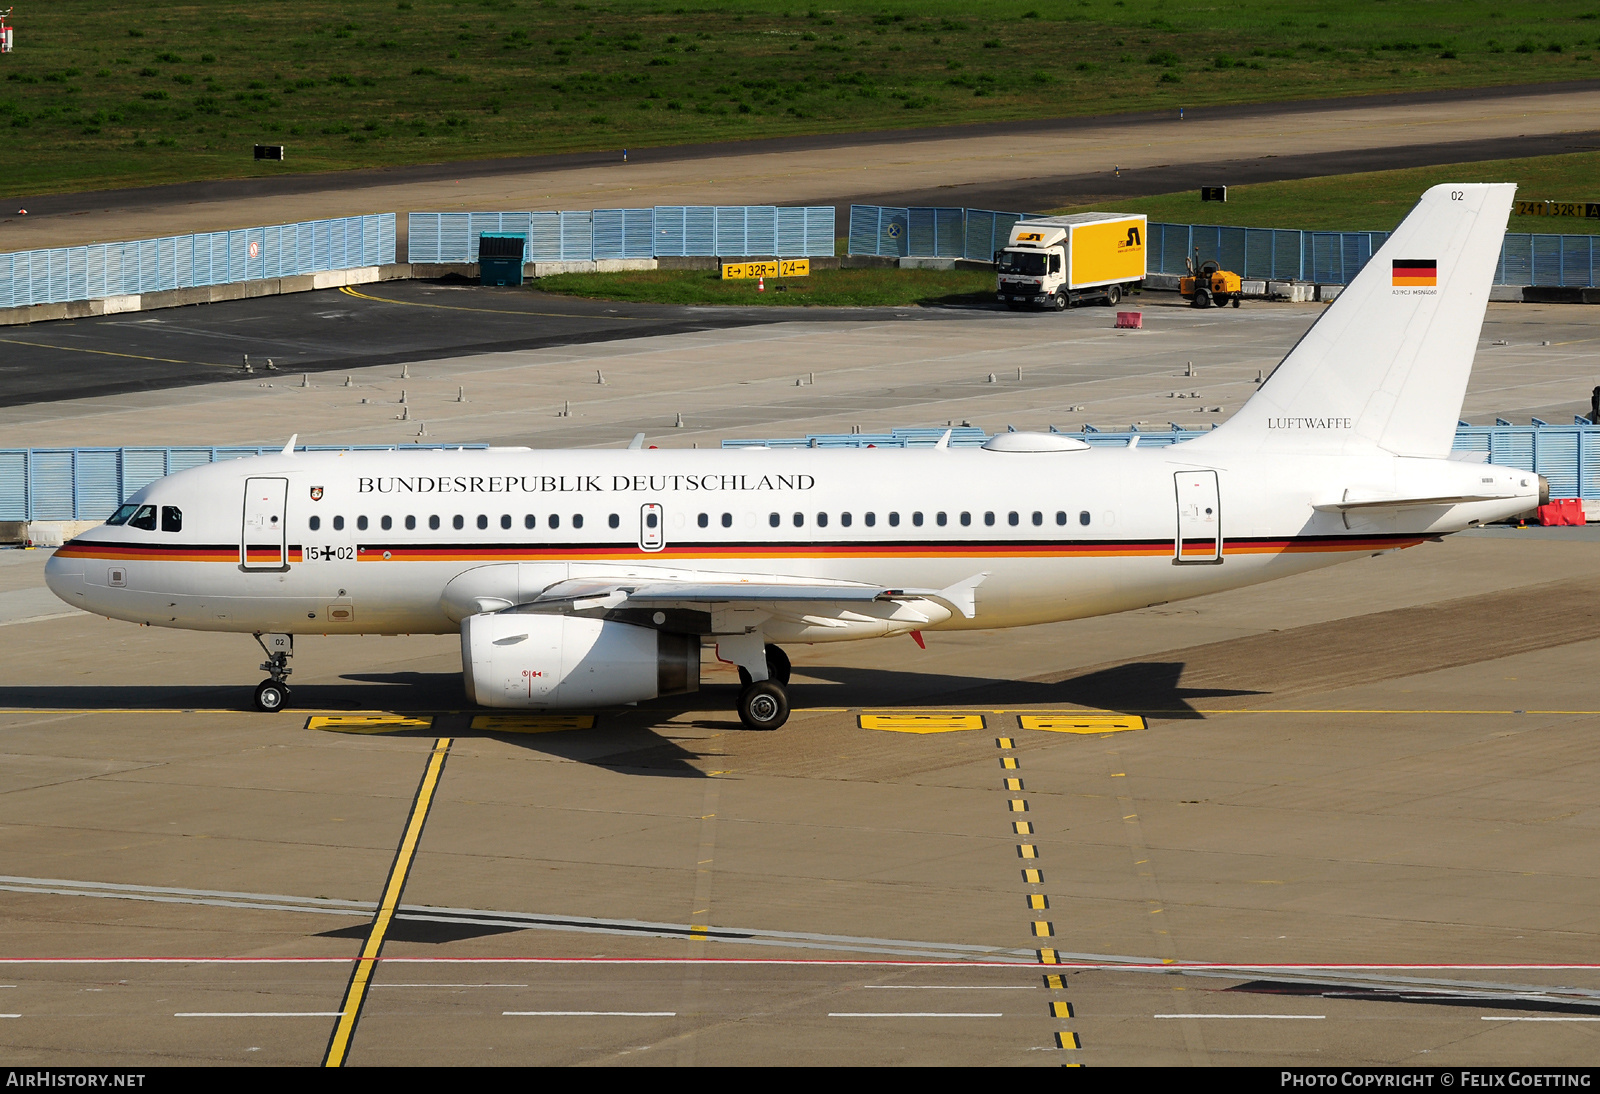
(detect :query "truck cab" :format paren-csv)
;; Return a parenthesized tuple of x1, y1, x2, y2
(996, 213, 1146, 311)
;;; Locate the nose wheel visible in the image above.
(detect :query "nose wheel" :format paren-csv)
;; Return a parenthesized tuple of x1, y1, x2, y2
(254, 679, 290, 713)
(251, 632, 294, 713)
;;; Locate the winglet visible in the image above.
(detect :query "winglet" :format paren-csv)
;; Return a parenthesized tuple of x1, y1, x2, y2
(281, 434, 298, 456)
(934, 571, 989, 619)
(627, 432, 646, 450)
(934, 429, 953, 450)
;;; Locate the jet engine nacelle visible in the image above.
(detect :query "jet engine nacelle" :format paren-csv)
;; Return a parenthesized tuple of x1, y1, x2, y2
(460, 611, 699, 709)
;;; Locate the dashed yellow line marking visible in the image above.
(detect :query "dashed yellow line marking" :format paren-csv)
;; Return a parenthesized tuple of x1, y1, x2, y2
(1055, 1031, 1081, 1049)
(1051, 1001, 1075, 1019)
(1020, 713, 1146, 734)
(1003, 778, 1023, 791)
(995, 737, 1015, 749)
(1013, 821, 1033, 835)
(1044, 974, 1066, 990)
(1037, 948, 1058, 965)
(1008, 798, 1028, 812)
(858, 713, 985, 732)
(469, 713, 597, 733)
(307, 715, 435, 734)
(1000, 756, 1019, 769)
(1018, 844, 1038, 859)
(323, 736, 453, 1067)
(1028, 895, 1049, 910)
(1023, 869, 1044, 884)
(1032, 921, 1054, 937)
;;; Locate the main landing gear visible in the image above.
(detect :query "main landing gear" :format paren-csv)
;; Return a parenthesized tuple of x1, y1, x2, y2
(733, 643, 791, 731)
(252, 633, 293, 713)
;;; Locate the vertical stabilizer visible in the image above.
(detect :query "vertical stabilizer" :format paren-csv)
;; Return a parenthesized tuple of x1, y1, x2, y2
(1192, 183, 1514, 457)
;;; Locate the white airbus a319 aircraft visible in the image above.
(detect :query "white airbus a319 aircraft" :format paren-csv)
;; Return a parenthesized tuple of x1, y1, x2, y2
(45, 184, 1539, 729)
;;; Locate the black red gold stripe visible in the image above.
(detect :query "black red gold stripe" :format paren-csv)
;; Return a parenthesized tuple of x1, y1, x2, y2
(55, 533, 1426, 564)
(1392, 258, 1437, 287)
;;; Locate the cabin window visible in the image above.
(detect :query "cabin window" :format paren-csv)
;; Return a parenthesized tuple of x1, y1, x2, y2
(698, 513, 709, 528)
(841, 512, 853, 527)
(936, 512, 947, 526)
(865, 512, 876, 527)
(309, 515, 321, 532)
(452, 515, 464, 531)
(1008, 512, 1019, 526)
(429, 515, 440, 530)
(1079, 511, 1091, 526)
(333, 515, 346, 531)
(382, 515, 393, 531)
(790, 512, 804, 528)
(549, 514, 561, 529)
(476, 515, 488, 530)
(721, 512, 733, 528)
(817, 512, 829, 528)
(911, 512, 923, 527)
(501, 514, 512, 530)
(984, 511, 995, 527)
(961, 511, 971, 527)
(1056, 511, 1067, 526)
(161, 506, 183, 533)
(357, 515, 369, 531)
(406, 515, 416, 531)
(888, 512, 900, 527)
(127, 505, 157, 531)
(608, 513, 620, 529)
(769, 512, 780, 528)
(107, 503, 138, 526)
(1032, 511, 1043, 526)
(572, 514, 584, 529)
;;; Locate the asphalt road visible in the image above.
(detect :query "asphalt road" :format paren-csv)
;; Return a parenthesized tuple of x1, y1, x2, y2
(0, 281, 991, 409)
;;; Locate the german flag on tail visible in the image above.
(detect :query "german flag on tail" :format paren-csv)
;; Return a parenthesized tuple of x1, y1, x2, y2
(1392, 258, 1437, 287)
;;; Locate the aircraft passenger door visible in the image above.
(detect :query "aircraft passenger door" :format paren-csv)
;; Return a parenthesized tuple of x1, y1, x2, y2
(639, 503, 665, 552)
(1173, 470, 1222, 565)
(241, 476, 289, 571)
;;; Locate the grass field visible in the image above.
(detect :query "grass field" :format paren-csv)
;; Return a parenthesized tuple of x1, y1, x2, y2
(3, 2, 1600, 195)
(536, 265, 995, 306)
(1056, 150, 1600, 234)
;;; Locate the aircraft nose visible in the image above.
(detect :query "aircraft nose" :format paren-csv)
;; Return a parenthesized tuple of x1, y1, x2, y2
(43, 548, 89, 610)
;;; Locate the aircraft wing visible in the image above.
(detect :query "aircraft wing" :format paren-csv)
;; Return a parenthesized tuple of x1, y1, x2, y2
(515, 571, 988, 621)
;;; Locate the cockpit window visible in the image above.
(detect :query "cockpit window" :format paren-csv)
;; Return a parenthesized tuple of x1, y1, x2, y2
(107, 503, 138, 526)
(161, 506, 183, 533)
(127, 505, 158, 531)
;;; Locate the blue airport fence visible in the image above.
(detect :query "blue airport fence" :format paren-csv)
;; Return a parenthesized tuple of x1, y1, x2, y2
(0, 444, 488, 523)
(0, 214, 396, 310)
(847, 205, 1032, 259)
(725, 423, 1600, 500)
(407, 206, 836, 263)
(845, 205, 1600, 287)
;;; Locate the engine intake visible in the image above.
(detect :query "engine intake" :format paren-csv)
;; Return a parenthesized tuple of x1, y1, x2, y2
(461, 612, 699, 708)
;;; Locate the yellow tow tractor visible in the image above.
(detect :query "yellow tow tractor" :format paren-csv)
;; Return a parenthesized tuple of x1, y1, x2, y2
(1179, 248, 1243, 309)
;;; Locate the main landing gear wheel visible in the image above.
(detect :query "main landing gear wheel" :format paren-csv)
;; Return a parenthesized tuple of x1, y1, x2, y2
(254, 679, 289, 713)
(738, 680, 790, 731)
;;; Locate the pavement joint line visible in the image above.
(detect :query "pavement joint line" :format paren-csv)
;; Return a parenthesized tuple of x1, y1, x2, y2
(1479, 1016, 1600, 1022)
(178, 1012, 344, 1018)
(828, 1012, 1004, 1018)
(1154, 1014, 1327, 1020)
(504, 1011, 677, 1017)
(322, 735, 454, 1069)
(339, 285, 649, 322)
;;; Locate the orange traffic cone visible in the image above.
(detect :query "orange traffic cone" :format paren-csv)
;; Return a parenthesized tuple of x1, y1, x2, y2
(757, 275, 765, 293)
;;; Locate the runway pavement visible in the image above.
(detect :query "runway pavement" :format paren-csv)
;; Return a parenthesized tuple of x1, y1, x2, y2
(3, 301, 1600, 1065)
(4, 80, 1599, 252)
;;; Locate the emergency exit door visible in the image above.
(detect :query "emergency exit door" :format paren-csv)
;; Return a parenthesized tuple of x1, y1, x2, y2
(241, 477, 289, 570)
(1174, 470, 1222, 564)
(639, 503, 665, 552)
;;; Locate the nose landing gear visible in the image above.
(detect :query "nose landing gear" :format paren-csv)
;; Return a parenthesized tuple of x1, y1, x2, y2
(252, 632, 293, 713)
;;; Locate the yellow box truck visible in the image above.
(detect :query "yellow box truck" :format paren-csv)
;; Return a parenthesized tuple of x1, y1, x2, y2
(995, 212, 1146, 310)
